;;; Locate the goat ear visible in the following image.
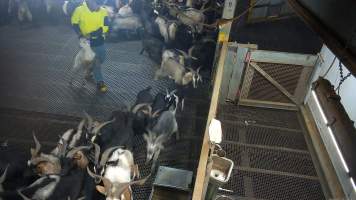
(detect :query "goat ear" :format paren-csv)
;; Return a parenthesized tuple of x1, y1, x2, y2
(73, 152, 82, 160)
(156, 134, 166, 145)
(143, 133, 149, 142)
(30, 148, 37, 157)
(96, 185, 106, 195)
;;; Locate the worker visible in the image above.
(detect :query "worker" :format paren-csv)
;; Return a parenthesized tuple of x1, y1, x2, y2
(71, 0, 109, 92)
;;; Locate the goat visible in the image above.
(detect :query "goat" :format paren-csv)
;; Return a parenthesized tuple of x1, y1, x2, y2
(1, 145, 88, 200)
(165, 88, 180, 110)
(1, 170, 85, 200)
(140, 33, 164, 64)
(28, 133, 91, 176)
(102, 5, 116, 19)
(8, 0, 32, 23)
(188, 37, 216, 73)
(144, 107, 179, 165)
(69, 38, 96, 87)
(117, 4, 133, 17)
(101, 111, 135, 151)
(87, 146, 146, 200)
(177, 7, 206, 33)
(83, 112, 116, 145)
(162, 49, 197, 67)
(155, 58, 202, 88)
(51, 119, 87, 157)
(111, 15, 143, 38)
(0, 142, 37, 191)
(131, 87, 154, 136)
(63, 0, 83, 16)
(155, 16, 178, 43)
(0, 166, 8, 193)
(27, 134, 62, 176)
(155, 16, 169, 43)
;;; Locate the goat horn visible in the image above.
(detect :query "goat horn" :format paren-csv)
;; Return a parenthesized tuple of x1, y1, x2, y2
(116, 173, 151, 197)
(202, 38, 216, 44)
(170, 89, 177, 95)
(58, 137, 69, 157)
(30, 156, 54, 165)
(186, 67, 194, 72)
(92, 118, 116, 135)
(83, 111, 93, 130)
(131, 103, 150, 114)
(93, 143, 101, 165)
(197, 66, 202, 73)
(152, 110, 161, 118)
(175, 49, 189, 58)
(86, 166, 104, 181)
(31, 132, 41, 157)
(77, 119, 86, 132)
(147, 106, 152, 117)
(17, 189, 31, 200)
(66, 146, 91, 158)
(99, 146, 123, 167)
(0, 164, 9, 183)
(1, 139, 8, 147)
(188, 46, 194, 57)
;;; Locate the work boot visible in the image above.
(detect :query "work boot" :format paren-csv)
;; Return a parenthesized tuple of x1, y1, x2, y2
(97, 81, 108, 93)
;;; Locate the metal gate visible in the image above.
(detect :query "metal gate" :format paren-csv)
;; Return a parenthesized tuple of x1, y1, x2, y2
(238, 49, 318, 110)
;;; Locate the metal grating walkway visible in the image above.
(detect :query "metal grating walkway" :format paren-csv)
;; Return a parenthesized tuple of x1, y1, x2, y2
(216, 104, 325, 200)
(0, 24, 176, 120)
(0, 23, 211, 199)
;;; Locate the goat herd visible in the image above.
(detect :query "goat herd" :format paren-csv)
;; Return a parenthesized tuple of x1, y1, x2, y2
(0, 0, 224, 199)
(1, 86, 182, 199)
(1, 0, 221, 89)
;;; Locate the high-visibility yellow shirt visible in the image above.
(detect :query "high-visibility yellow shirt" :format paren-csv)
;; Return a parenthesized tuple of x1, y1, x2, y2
(71, 2, 109, 37)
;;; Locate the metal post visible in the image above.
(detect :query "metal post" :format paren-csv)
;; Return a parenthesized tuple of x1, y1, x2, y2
(211, 0, 237, 86)
(218, 0, 237, 43)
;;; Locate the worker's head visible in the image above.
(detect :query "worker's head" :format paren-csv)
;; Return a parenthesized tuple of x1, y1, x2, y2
(86, 0, 103, 11)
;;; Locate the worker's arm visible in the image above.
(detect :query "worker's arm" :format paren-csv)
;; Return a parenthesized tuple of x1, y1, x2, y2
(71, 6, 82, 38)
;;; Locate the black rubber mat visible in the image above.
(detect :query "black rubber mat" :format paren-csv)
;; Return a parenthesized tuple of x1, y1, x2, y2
(216, 105, 325, 200)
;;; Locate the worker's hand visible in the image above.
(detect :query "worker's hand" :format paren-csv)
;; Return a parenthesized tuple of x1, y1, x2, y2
(90, 28, 103, 38)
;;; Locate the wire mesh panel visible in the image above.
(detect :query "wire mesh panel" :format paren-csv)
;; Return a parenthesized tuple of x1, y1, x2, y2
(238, 49, 317, 110)
(246, 126, 308, 150)
(217, 105, 325, 200)
(218, 104, 301, 129)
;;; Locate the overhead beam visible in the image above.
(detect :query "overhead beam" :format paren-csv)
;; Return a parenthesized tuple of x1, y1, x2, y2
(287, 0, 356, 77)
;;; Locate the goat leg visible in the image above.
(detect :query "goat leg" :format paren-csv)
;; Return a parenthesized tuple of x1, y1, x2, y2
(154, 69, 163, 80)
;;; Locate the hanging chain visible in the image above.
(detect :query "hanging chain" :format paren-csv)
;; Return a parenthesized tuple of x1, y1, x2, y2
(336, 60, 352, 94)
(334, 25, 356, 94)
